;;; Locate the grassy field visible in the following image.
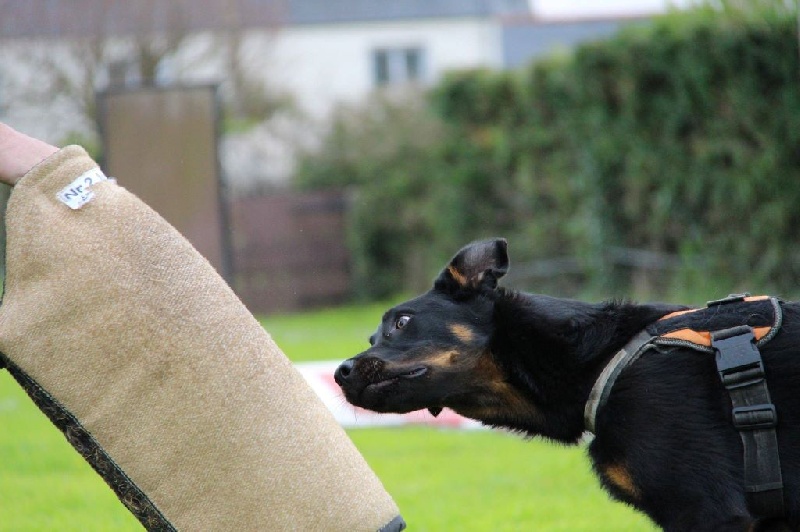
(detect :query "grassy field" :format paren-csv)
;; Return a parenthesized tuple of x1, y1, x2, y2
(0, 301, 657, 531)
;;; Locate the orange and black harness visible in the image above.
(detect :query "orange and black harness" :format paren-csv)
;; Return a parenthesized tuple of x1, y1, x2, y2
(585, 294, 785, 518)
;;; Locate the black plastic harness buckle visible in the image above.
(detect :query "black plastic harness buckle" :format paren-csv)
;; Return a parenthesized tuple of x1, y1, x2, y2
(732, 404, 778, 431)
(713, 326, 763, 388)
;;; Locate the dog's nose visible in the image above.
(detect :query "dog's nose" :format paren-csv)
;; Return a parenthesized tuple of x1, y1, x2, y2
(334, 359, 355, 386)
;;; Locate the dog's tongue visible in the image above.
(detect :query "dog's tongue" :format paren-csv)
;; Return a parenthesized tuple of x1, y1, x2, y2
(428, 407, 443, 417)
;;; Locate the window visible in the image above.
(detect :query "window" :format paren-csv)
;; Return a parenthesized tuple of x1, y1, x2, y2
(372, 47, 425, 87)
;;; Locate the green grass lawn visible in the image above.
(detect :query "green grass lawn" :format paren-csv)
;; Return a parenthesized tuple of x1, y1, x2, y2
(0, 372, 142, 531)
(0, 301, 657, 531)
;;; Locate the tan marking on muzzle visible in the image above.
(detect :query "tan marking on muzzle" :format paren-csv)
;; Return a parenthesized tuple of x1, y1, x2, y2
(424, 349, 459, 367)
(449, 323, 475, 343)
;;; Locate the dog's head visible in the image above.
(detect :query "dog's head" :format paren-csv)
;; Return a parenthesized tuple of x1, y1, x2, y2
(335, 238, 534, 422)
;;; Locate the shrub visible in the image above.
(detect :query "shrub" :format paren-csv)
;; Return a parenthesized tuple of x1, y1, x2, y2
(296, 1, 800, 301)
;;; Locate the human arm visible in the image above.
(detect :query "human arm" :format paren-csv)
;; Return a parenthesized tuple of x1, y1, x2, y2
(0, 123, 59, 186)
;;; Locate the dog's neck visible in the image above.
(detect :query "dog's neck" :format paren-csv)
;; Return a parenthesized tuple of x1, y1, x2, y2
(487, 290, 684, 442)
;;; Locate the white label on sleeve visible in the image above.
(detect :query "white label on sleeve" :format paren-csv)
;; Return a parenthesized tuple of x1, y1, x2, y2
(56, 168, 109, 210)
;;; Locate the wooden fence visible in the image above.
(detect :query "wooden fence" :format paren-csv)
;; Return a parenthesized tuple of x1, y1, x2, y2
(229, 190, 351, 315)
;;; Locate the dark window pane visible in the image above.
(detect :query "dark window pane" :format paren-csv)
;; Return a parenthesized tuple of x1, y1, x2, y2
(405, 49, 420, 80)
(373, 50, 389, 86)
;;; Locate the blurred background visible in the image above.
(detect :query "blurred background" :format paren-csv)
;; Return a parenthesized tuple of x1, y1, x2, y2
(5, 0, 797, 313)
(1, 1, 799, 530)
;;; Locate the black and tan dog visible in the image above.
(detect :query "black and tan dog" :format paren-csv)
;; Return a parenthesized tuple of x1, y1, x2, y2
(335, 238, 800, 531)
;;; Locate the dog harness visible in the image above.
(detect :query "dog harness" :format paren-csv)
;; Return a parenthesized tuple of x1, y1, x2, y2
(584, 294, 785, 518)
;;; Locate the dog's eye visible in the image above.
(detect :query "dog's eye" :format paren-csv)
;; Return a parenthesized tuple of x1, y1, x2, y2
(395, 315, 411, 330)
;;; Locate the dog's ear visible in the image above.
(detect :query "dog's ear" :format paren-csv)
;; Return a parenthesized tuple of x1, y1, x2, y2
(435, 238, 509, 293)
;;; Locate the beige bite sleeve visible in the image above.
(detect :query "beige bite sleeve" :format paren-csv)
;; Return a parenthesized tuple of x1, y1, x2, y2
(0, 146, 404, 531)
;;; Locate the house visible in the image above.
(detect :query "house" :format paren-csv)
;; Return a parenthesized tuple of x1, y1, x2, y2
(262, 2, 657, 118)
(261, 0, 531, 119)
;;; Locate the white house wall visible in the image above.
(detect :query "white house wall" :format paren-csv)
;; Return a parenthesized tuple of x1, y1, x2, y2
(262, 17, 503, 119)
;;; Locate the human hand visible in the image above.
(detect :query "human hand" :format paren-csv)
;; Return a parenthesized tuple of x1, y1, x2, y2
(0, 123, 59, 186)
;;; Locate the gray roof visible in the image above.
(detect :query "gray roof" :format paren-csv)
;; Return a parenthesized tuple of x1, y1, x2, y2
(286, 0, 530, 25)
(1, 0, 531, 39)
(501, 17, 645, 68)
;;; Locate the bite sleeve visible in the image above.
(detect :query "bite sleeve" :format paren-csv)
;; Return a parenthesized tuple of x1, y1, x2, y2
(0, 146, 405, 531)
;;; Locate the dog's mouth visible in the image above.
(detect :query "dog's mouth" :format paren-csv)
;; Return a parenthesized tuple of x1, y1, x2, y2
(364, 365, 428, 392)
(337, 362, 435, 414)
(351, 367, 444, 417)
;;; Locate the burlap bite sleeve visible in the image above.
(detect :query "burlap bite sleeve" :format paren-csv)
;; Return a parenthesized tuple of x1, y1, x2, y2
(0, 146, 405, 531)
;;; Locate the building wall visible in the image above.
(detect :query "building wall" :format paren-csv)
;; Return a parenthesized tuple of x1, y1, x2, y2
(262, 17, 503, 118)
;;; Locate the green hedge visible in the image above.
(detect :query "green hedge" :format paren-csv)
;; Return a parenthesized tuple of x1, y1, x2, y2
(296, 2, 800, 301)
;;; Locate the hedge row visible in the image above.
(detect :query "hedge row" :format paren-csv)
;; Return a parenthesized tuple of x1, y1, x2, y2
(296, 2, 800, 301)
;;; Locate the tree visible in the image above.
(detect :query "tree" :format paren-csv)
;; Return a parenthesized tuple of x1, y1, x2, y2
(0, 0, 291, 147)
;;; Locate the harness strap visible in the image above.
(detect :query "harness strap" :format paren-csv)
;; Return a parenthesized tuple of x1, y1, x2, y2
(711, 326, 785, 518)
(584, 330, 654, 434)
